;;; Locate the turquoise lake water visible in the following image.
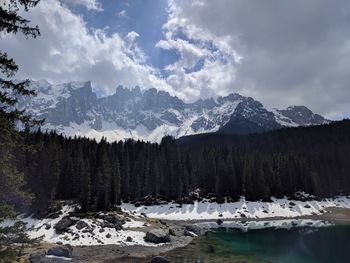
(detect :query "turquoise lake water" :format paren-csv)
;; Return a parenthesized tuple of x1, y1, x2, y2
(165, 225, 350, 263)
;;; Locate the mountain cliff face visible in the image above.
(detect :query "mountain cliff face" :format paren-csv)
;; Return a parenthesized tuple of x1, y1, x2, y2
(218, 98, 282, 135)
(16, 80, 329, 142)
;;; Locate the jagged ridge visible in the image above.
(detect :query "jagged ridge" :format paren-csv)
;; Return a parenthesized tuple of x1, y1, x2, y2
(16, 80, 329, 142)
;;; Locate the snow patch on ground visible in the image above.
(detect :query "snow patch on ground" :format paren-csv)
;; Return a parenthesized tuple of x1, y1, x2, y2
(2, 194, 350, 247)
(121, 196, 350, 221)
(7, 205, 157, 247)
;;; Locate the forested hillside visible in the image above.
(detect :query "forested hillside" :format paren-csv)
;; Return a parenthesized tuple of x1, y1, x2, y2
(18, 120, 350, 213)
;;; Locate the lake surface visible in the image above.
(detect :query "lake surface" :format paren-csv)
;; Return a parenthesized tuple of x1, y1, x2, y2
(164, 224, 350, 263)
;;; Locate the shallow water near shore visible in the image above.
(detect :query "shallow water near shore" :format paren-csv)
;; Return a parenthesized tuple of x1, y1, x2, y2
(162, 224, 350, 263)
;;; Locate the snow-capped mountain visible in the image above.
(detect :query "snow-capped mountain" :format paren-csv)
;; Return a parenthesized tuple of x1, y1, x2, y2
(17, 80, 329, 142)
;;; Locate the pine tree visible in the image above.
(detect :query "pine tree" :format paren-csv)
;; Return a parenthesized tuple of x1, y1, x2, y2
(49, 143, 60, 205)
(114, 159, 121, 205)
(0, 1, 41, 261)
(110, 158, 121, 205)
(5, 117, 350, 215)
(79, 161, 91, 212)
(96, 139, 111, 210)
(67, 153, 75, 198)
(121, 147, 131, 202)
(143, 158, 151, 197)
(130, 154, 142, 200)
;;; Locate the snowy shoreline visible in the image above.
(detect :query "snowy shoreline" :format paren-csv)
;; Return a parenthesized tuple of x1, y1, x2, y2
(2, 195, 350, 249)
(121, 195, 350, 221)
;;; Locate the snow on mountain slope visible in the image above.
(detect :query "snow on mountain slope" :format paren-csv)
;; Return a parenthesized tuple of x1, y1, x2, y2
(17, 80, 329, 142)
(274, 106, 329, 126)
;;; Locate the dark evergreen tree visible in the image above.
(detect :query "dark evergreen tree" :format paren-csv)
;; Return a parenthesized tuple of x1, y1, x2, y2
(79, 161, 91, 213)
(9, 119, 350, 214)
(0, 0, 41, 261)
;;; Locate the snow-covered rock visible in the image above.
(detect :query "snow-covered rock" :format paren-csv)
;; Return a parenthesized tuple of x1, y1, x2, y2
(7, 205, 158, 247)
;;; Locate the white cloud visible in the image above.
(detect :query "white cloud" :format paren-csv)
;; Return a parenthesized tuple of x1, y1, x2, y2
(157, 0, 350, 118)
(117, 9, 128, 18)
(0, 0, 179, 97)
(2, 0, 349, 119)
(156, 0, 242, 101)
(125, 31, 140, 43)
(62, 0, 103, 11)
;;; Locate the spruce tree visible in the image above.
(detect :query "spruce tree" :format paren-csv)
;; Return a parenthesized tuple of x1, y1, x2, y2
(0, 0, 41, 261)
(96, 139, 111, 210)
(48, 142, 60, 205)
(121, 147, 131, 202)
(110, 155, 121, 206)
(79, 161, 91, 212)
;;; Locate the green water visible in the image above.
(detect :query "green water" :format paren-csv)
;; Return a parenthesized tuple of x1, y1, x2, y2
(165, 225, 350, 263)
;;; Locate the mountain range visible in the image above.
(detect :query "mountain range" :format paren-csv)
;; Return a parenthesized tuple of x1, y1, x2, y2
(16, 80, 329, 142)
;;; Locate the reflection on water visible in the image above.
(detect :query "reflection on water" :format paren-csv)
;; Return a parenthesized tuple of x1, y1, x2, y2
(163, 225, 350, 263)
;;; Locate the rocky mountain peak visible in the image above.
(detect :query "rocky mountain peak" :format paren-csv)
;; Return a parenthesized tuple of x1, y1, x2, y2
(276, 105, 328, 126)
(17, 80, 329, 142)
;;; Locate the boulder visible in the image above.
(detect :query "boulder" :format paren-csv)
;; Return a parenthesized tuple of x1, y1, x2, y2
(100, 214, 125, 230)
(113, 206, 123, 214)
(46, 211, 62, 219)
(101, 222, 115, 229)
(184, 229, 197, 237)
(82, 227, 93, 233)
(101, 214, 126, 225)
(54, 216, 74, 234)
(168, 228, 176, 236)
(185, 225, 202, 235)
(47, 245, 72, 258)
(75, 220, 89, 230)
(159, 220, 167, 226)
(216, 219, 223, 225)
(115, 222, 123, 231)
(144, 229, 170, 244)
(150, 256, 170, 263)
(29, 251, 46, 263)
(126, 236, 133, 242)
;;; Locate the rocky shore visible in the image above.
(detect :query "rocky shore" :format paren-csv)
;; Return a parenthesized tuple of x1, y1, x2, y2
(11, 196, 350, 263)
(21, 202, 205, 263)
(26, 222, 196, 263)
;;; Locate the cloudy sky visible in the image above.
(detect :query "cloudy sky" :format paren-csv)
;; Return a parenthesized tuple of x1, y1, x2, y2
(1, 0, 350, 119)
